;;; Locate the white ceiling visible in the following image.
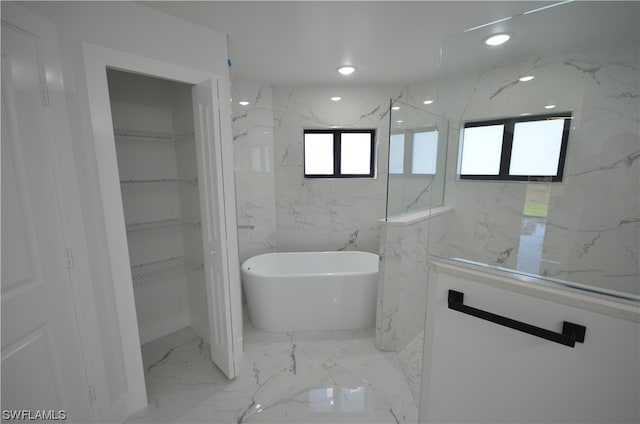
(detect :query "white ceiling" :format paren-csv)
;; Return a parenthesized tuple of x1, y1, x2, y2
(440, 1, 640, 77)
(144, 1, 556, 86)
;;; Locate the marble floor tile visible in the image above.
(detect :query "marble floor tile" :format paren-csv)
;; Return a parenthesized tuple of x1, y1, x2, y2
(126, 320, 418, 423)
(397, 332, 424, 404)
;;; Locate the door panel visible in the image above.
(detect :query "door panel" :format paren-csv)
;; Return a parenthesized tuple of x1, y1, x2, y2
(1, 22, 90, 421)
(192, 78, 238, 379)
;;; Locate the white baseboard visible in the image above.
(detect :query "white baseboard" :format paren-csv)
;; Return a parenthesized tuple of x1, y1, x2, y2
(138, 311, 190, 345)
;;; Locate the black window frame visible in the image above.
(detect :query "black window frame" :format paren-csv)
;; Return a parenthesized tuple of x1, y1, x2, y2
(303, 129, 376, 178)
(460, 112, 572, 182)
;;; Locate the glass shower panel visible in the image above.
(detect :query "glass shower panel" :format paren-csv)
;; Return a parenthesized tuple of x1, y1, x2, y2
(388, 133, 406, 175)
(385, 101, 448, 218)
(411, 130, 438, 175)
(434, 1, 639, 298)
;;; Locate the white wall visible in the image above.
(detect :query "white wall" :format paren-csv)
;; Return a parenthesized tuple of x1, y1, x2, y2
(272, 85, 397, 253)
(20, 2, 230, 419)
(231, 79, 277, 263)
(439, 40, 639, 295)
(420, 261, 640, 423)
(230, 81, 442, 256)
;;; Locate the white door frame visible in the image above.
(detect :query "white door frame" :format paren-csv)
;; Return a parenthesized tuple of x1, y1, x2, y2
(1, 4, 111, 422)
(82, 43, 242, 418)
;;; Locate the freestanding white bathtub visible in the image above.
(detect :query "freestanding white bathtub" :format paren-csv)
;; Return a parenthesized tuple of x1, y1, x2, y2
(241, 251, 379, 332)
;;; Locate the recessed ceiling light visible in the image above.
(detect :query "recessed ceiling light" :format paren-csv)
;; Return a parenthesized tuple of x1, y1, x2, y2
(423, 100, 434, 105)
(396, 120, 403, 123)
(330, 96, 342, 102)
(337, 66, 356, 76)
(238, 101, 250, 106)
(391, 106, 400, 110)
(545, 104, 557, 109)
(519, 75, 535, 82)
(484, 33, 511, 46)
(520, 112, 532, 116)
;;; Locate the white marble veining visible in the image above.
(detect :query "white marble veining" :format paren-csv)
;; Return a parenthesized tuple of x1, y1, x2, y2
(231, 79, 277, 263)
(376, 208, 453, 405)
(440, 41, 639, 295)
(377, 209, 453, 350)
(126, 321, 418, 424)
(386, 98, 448, 216)
(397, 331, 424, 404)
(272, 86, 399, 254)
(231, 79, 449, 258)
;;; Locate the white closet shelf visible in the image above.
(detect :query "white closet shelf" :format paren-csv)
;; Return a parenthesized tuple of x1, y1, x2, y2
(126, 218, 201, 233)
(114, 128, 194, 141)
(131, 256, 204, 284)
(120, 178, 198, 185)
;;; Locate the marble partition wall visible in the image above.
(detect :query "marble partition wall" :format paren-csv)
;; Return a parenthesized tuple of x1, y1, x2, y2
(376, 207, 453, 402)
(231, 79, 277, 263)
(440, 41, 640, 296)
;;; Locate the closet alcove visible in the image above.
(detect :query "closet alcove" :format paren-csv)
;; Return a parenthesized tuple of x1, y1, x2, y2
(107, 69, 210, 346)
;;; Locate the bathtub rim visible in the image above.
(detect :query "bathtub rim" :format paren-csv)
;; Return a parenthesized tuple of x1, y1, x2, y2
(240, 251, 380, 278)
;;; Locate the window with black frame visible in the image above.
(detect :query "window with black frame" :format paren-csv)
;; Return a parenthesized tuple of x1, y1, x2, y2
(459, 112, 572, 182)
(389, 127, 439, 175)
(303, 129, 375, 178)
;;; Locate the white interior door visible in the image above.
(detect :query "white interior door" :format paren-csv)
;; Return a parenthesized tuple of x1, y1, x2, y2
(1, 21, 91, 421)
(192, 78, 240, 379)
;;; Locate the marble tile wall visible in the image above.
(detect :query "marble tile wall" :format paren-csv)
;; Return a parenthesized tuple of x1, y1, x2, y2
(375, 207, 453, 402)
(232, 81, 441, 258)
(439, 41, 639, 296)
(270, 83, 441, 254)
(272, 85, 397, 253)
(386, 97, 448, 217)
(231, 79, 277, 263)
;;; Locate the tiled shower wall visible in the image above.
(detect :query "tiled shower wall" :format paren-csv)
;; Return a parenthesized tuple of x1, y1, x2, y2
(440, 41, 639, 295)
(233, 79, 439, 258)
(272, 85, 398, 253)
(375, 207, 453, 401)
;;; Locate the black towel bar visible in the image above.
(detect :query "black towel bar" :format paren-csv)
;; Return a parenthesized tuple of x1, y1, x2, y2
(447, 290, 586, 348)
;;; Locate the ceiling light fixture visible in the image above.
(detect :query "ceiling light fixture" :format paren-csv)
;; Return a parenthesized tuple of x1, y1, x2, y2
(396, 120, 403, 123)
(391, 106, 400, 110)
(519, 75, 535, 82)
(545, 104, 557, 109)
(484, 33, 511, 46)
(238, 101, 250, 106)
(423, 100, 434, 105)
(337, 66, 356, 76)
(330, 96, 342, 102)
